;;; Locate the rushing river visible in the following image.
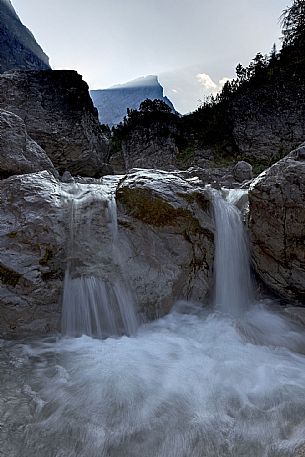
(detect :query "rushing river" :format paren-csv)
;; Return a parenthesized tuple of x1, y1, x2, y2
(1, 188, 305, 456)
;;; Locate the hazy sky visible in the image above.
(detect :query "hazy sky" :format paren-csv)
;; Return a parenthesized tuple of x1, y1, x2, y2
(12, 0, 288, 113)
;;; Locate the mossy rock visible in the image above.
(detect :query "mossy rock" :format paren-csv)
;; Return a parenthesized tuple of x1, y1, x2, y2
(0, 264, 21, 287)
(179, 192, 210, 212)
(6, 231, 17, 239)
(39, 248, 53, 266)
(117, 187, 193, 227)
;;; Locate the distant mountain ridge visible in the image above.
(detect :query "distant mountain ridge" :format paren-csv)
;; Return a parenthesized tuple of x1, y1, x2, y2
(0, 0, 50, 73)
(90, 75, 176, 127)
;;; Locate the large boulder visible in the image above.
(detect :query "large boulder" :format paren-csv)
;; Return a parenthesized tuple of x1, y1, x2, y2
(233, 160, 253, 183)
(0, 70, 109, 176)
(116, 169, 214, 317)
(249, 145, 305, 302)
(0, 169, 214, 338)
(0, 171, 66, 339)
(0, 109, 56, 178)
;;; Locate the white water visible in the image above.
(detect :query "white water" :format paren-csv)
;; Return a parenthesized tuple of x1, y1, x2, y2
(2, 187, 305, 456)
(61, 178, 138, 337)
(212, 188, 253, 316)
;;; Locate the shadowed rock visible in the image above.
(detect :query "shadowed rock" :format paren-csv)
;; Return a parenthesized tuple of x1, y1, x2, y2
(0, 70, 110, 177)
(0, 109, 56, 178)
(0, 0, 50, 73)
(249, 143, 305, 302)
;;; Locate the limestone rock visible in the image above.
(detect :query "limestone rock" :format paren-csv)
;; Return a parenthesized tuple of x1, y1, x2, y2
(0, 171, 66, 339)
(233, 161, 253, 182)
(0, 70, 109, 177)
(249, 144, 305, 302)
(231, 81, 305, 164)
(0, 109, 56, 178)
(0, 169, 215, 338)
(116, 169, 214, 318)
(122, 122, 179, 170)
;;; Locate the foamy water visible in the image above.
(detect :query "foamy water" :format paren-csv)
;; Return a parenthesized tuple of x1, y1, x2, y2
(1, 188, 305, 456)
(1, 304, 305, 457)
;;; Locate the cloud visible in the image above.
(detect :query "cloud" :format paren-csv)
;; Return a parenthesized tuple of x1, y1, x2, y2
(196, 73, 232, 96)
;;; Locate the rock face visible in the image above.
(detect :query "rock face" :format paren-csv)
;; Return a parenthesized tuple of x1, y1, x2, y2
(231, 82, 305, 165)
(116, 170, 214, 318)
(0, 169, 214, 338)
(0, 70, 109, 176)
(91, 75, 176, 127)
(0, 109, 56, 178)
(249, 145, 305, 302)
(122, 122, 179, 171)
(0, 171, 66, 339)
(0, 0, 50, 73)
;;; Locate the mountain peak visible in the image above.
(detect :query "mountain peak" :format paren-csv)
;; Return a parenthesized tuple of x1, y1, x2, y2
(0, 0, 50, 73)
(111, 75, 160, 90)
(91, 75, 175, 127)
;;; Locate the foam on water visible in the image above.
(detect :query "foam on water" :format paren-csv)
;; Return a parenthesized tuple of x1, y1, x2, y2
(2, 305, 305, 457)
(61, 178, 138, 337)
(1, 186, 305, 456)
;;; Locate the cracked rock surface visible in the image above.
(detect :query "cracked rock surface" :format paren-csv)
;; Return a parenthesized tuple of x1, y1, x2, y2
(0, 70, 109, 177)
(0, 109, 56, 178)
(0, 169, 215, 338)
(249, 144, 305, 302)
(116, 169, 214, 319)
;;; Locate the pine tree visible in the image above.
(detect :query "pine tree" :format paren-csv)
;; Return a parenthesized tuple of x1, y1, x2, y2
(281, 0, 305, 48)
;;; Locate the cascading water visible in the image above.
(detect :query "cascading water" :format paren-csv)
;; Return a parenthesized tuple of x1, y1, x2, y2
(212, 188, 253, 316)
(2, 183, 305, 457)
(61, 178, 138, 338)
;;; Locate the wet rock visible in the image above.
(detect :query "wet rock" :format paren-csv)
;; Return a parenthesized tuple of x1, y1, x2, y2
(0, 70, 109, 177)
(0, 169, 215, 338)
(249, 144, 305, 302)
(61, 171, 75, 183)
(0, 171, 66, 339)
(284, 307, 305, 328)
(116, 169, 214, 318)
(0, 109, 56, 178)
(174, 166, 245, 189)
(233, 161, 253, 182)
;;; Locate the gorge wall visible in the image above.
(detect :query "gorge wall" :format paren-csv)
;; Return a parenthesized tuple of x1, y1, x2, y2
(249, 144, 305, 304)
(231, 78, 305, 165)
(113, 75, 305, 173)
(0, 70, 110, 177)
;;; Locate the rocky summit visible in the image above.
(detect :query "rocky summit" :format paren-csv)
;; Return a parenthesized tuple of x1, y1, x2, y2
(91, 75, 176, 127)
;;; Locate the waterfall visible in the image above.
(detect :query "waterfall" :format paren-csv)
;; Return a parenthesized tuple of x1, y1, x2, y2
(5, 185, 305, 457)
(61, 179, 138, 338)
(212, 188, 253, 317)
